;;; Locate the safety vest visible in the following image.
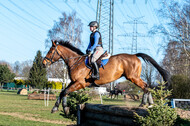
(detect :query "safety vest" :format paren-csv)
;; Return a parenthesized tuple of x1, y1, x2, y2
(90, 31, 103, 48)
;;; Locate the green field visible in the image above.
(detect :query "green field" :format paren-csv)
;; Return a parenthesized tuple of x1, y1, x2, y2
(0, 90, 140, 126)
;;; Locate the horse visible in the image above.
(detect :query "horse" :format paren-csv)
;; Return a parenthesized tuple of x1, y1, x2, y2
(109, 89, 123, 99)
(43, 40, 170, 114)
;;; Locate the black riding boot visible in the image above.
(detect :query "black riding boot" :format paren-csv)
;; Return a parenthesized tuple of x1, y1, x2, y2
(91, 62, 100, 80)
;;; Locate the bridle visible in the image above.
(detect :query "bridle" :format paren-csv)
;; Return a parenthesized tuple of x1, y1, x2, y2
(44, 45, 61, 64)
(44, 44, 88, 70)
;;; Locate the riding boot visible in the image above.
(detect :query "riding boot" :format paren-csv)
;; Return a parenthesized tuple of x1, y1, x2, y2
(91, 62, 100, 80)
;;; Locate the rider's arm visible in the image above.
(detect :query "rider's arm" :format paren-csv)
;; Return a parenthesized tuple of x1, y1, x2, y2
(88, 32, 100, 51)
(86, 41, 91, 53)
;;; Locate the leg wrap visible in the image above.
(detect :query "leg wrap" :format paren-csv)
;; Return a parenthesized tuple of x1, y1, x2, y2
(148, 92, 154, 105)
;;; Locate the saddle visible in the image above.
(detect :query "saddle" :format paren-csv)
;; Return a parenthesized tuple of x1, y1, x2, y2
(85, 51, 110, 69)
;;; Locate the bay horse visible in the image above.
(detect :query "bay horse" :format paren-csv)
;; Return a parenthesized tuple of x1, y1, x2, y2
(43, 40, 170, 114)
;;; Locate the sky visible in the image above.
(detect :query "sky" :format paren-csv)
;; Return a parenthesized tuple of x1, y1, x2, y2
(0, 0, 164, 65)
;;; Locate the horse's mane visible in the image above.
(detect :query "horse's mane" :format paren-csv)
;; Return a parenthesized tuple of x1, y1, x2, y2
(55, 40, 84, 55)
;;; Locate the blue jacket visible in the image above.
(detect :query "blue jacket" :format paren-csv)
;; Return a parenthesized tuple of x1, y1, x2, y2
(87, 31, 102, 52)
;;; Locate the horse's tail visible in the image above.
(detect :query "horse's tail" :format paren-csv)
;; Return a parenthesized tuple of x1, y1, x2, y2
(136, 53, 171, 88)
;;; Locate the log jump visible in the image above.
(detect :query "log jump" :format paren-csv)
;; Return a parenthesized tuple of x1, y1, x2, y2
(77, 103, 148, 126)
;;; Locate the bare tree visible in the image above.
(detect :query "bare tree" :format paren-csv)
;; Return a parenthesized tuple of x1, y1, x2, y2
(150, 0, 190, 77)
(13, 61, 21, 76)
(20, 60, 33, 78)
(45, 11, 83, 82)
(151, 0, 190, 57)
(162, 40, 190, 78)
(141, 63, 155, 87)
(45, 11, 83, 48)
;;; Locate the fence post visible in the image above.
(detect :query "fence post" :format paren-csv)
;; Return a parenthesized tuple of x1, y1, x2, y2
(77, 104, 85, 126)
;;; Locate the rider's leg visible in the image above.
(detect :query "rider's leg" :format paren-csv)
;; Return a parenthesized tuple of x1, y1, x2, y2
(91, 61, 99, 80)
(91, 47, 104, 80)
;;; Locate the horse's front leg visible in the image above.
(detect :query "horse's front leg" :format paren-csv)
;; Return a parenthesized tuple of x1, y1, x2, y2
(51, 88, 70, 113)
(51, 81, 85, 114)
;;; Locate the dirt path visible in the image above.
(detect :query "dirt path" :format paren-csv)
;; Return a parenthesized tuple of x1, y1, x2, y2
(0, 112, 74, 125)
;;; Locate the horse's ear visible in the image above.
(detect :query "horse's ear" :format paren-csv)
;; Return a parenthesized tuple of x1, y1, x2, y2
(52, 40, 56, 47)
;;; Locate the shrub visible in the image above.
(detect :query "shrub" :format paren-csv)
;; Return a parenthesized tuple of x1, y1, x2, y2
(134, 81, 177, 126)
(171, 75, 190, 99)
(14, 79, 25, 85)
(46, 81, 63, 90)
(66, 89, 91, 121)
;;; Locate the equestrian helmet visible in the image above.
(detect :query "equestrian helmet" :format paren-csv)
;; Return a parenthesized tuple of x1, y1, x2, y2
(88, 21, 99, 28)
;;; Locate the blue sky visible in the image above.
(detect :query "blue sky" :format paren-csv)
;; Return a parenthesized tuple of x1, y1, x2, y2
(0, 0, 163, 64)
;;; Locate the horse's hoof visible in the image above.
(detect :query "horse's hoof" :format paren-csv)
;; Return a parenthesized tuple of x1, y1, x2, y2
(64, 107, 70, 115)
(51, 106, 59, 113)
(139, 104, 146, 107)
(148, 104, 154, 108)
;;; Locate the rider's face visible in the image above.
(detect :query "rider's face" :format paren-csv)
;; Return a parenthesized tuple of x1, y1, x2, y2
(90, 26, 96, 32)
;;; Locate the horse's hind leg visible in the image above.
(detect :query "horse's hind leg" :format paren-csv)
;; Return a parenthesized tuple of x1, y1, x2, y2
(128, 77, 153, 106)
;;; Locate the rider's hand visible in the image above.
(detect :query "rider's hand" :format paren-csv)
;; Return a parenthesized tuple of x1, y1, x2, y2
(87, 51, 91, 56)
(86, 50, 91, 55)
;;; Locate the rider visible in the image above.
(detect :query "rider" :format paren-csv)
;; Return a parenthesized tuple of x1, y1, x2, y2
(86, 21, 104, 80)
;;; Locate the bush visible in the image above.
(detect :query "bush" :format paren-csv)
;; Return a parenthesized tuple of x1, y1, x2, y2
(134, 81, 177, 126)
(171, 75, 190, 99)
(46, 81, 63, 90)
(66, 89, 91, 121)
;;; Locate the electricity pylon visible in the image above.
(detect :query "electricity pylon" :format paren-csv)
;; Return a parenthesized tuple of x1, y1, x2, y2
(96, 0, 114, 55)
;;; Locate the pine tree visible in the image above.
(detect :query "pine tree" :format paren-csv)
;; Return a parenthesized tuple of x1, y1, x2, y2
(29, 50, 47, 89)
(134, 81, 177, 126)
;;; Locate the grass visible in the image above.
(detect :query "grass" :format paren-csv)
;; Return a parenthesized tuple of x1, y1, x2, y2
(0, 90, 141, 126)
(0, 90, 74, 126)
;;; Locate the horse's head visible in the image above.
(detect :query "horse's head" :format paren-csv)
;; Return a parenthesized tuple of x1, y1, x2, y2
(43, 40, 61, 67)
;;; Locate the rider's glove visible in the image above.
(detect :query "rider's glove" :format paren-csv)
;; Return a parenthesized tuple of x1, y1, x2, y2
(88, 51, 91, 56)
(86, 50, 91, 56)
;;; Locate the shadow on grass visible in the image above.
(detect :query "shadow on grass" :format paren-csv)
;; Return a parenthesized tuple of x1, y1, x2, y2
(175, 116, 190, 126)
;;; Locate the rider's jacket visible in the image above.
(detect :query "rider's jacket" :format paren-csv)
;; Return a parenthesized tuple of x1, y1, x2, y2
(87, 30, 103, 52)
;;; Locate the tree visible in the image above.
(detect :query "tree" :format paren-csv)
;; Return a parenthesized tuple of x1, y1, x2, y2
(28, 50, 47, 89)
(150, 0, 190, 78)
(45, 11, 83, 48)
(141, 63, 155, 87)
(20, 60, 32, 77)
(171, 75, 190, 99)
(135, 81, 177, 126)
(46, 61, 66, 78)
(162, 41, 190, 78)
(45, 11, 83, 82)
(0, 64, 15, 84)
(13, 61, 21, 76)
(117, 80, 141, 94)
(151, 0, 190, 57)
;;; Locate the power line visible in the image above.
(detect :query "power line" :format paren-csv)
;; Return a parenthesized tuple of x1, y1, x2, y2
(65, 2, 89, 23)
(118, 16, 149, 54)
(46, 0, 63, 13)
(0, 12, 43, 46)
(28, 0, 54, 20)
(8, 0, 51, 27)
(0, 2, 47, 31)
(40, 0, 61, 13)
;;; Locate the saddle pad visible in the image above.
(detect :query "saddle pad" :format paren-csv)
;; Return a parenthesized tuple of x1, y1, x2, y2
(85, 57, 109, 69)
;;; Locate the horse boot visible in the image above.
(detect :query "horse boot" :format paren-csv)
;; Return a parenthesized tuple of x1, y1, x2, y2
(91, 62, 100, 80)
